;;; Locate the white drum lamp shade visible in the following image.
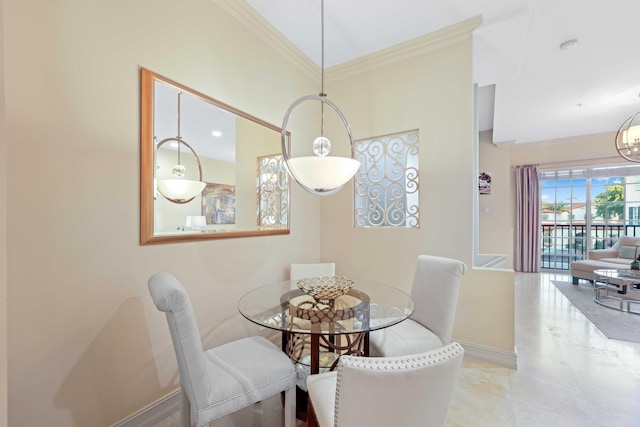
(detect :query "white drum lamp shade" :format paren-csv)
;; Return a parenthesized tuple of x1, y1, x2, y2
(287, 156, 361, 193)
(157, 179, 206, 203)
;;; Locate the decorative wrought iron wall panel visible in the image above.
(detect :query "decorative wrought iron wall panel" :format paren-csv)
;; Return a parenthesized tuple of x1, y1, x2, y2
(257, 154, 288, 227)
(354, 130, 420, 228)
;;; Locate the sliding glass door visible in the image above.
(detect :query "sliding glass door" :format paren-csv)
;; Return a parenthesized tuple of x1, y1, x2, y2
(540, 165, 640, 270)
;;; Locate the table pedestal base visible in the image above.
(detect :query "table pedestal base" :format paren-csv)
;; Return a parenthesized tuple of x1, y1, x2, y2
(282, 330, 368, 425)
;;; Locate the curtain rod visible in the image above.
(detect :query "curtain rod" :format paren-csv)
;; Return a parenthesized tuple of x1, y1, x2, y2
(513, 156, 623, 168)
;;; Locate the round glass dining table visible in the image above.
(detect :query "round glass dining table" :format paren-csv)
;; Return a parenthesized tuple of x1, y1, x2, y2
(238, 279, 415, 374)
(238, 280, 415, 427)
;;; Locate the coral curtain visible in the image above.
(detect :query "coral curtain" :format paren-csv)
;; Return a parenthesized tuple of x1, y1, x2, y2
(515, 164, 540, 272)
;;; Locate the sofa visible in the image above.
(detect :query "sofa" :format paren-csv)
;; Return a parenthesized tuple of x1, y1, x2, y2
(570, 236, 640, 288)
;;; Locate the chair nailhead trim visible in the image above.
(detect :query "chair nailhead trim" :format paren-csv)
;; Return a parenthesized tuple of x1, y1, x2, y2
(332, 342, 463, 426)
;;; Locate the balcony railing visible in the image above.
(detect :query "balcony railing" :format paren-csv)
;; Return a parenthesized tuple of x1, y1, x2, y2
(541, 224, 640, 270)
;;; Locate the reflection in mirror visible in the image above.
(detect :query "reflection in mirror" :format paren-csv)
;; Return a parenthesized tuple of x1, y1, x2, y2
(155, 91, 206, 204)
(140, 68, 290, 244)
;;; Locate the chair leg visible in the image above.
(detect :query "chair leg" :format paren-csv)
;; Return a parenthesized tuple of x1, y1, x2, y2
(283, 387, 296, 427)
(307, 398, 317, 427)
(180, 387, 191, 427)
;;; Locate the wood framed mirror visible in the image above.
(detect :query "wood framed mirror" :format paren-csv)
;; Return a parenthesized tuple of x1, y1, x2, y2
(140, 68, 290, 244)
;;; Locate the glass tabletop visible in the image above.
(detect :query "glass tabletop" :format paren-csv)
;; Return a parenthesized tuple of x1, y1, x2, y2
(595, 269, 640, 281)
(238, 279, 414, 335)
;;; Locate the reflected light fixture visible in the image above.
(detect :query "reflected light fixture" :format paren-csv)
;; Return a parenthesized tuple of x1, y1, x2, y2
(615, 95, 640, 163)
(281, 0, 361, 196)
(156, 92, 206, 203)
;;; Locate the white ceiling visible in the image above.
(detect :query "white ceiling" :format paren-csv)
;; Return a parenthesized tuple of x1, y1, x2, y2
(245, 0, 640, 145)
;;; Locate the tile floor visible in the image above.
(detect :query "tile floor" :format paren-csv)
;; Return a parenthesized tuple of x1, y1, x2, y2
(160, 272, 640, 426)
(447, 272, 640, 427)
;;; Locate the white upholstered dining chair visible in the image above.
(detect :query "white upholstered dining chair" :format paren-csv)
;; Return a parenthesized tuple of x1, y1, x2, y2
(369, 255, 467, 357)
(148, 272, 296, 427)
(306, 342, 464, 427)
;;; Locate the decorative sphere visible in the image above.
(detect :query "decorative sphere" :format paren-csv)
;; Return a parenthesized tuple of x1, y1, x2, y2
(313, 136, 331, 157)
(172, 164, 186, 178)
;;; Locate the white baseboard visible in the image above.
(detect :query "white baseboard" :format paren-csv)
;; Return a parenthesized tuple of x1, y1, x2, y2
(112, 389, 181, 427)
(458, 340, 518, 369)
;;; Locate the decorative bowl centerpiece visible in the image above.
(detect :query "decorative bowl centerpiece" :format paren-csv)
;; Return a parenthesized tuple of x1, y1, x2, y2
(296, 275, 354, 302)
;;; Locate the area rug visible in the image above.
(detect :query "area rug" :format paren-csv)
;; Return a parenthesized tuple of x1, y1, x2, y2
(551, 280, 640, 343)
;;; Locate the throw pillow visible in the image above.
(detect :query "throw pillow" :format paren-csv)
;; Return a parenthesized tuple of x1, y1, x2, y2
(618, 245, 638, 259)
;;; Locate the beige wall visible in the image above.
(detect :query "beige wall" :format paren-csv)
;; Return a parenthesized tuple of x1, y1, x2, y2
(0, 0, 7, 423)
(5, 0, 320, 425)
(320, 20, 515, 354)
(478, 131, 513, 262)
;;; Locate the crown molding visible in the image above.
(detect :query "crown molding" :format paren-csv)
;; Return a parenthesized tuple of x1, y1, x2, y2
(217, 1, 481, 85)
(325, 15, 483, 82)
(215, 0, 318, 80)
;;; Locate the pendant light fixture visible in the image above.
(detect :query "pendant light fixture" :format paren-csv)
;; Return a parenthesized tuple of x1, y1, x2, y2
(281, 0, 361, 196)
(615, 97, 640, 162)
(156, 92, 206, 203)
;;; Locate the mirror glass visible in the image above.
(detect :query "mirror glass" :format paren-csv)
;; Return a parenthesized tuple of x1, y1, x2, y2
(140, 68, 290, 244)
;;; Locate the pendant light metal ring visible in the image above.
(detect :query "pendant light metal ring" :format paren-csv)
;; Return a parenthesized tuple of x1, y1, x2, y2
(281, 94, 355, 196)
(156, 137, 204, 204)
(615, 111, 640, 163)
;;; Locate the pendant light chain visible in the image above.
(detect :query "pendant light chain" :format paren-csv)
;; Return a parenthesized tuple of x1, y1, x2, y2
(177, 92, 182, 165)
(320, 0, 326, 138)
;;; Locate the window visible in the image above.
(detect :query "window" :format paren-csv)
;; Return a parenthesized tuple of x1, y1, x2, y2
(354, 130, 419, 228)
(629, 206, 640, 224)
(540, 165, 640, 270)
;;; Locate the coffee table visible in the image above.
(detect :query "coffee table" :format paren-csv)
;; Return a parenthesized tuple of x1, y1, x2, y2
(593, 269, 640, 314)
